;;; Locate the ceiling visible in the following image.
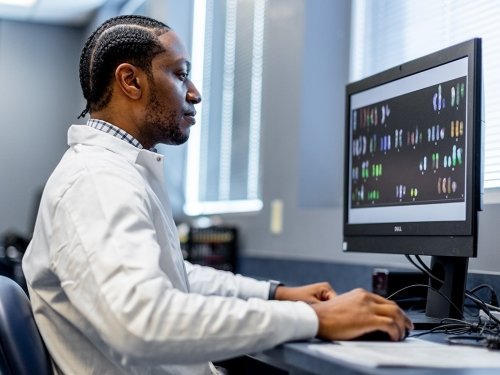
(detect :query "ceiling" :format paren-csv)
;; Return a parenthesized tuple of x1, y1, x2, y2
(0, 0, 109, 26)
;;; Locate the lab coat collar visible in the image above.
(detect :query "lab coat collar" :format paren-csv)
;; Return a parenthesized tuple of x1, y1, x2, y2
(68, 124, 165, 166)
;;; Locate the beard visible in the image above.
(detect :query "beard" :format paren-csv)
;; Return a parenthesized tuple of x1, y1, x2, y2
(141, 90, 190, 147)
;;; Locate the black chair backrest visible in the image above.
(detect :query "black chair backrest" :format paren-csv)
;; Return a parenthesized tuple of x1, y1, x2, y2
(0, 276, 52, 375)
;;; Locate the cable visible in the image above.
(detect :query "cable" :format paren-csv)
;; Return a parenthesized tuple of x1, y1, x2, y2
(404, 255, 500, 315)
(470, 284, 496, 294)
(412, 317, 500, 340)
(414, 254, 436, 279)
(387, 283, 465, 320)
(469, 284, 499, 307)
(465, 290, 500, 325)
(402, 254, 500, 341)
(405, 255, 500, 310)
(404, 254, 443, 284)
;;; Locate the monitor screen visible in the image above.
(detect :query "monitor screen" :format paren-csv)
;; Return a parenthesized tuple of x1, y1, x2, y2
(349, 58, 469, 224)
(343, 39, 483, 324)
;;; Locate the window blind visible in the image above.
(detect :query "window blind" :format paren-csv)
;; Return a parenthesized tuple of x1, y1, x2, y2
(350, 0, 500, 189)
(184, 0, 265, 215)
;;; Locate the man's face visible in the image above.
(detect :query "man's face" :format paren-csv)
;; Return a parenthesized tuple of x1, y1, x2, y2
(140, 31, 201, 147)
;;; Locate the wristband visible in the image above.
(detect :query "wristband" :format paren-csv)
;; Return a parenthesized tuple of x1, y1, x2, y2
(268, 280, 284, 300)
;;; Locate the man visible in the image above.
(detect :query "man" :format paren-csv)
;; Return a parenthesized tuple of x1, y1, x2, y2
(22, 15, 412, 375)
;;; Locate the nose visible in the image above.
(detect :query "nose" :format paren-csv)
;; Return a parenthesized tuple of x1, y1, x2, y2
(187, 80, 202, 104)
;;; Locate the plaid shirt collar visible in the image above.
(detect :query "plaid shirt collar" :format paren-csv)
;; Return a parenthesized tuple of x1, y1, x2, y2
(86, 119, 155, 151)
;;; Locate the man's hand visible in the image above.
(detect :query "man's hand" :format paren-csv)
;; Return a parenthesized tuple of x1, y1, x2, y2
(274, 282, 336, 304)
(310, 288, 413, 342)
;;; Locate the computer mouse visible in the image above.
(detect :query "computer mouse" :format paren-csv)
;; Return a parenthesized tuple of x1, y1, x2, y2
(351, 329, 409, 341)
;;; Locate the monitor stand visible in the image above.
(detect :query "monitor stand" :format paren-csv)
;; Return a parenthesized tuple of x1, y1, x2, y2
(408, 256, 469, 330)
(406, 311, 446, 330)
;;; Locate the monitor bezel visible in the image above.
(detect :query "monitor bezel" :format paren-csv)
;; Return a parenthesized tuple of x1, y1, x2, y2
(343, 38, 482, 258)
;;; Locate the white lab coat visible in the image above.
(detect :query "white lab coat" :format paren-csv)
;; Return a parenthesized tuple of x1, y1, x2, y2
(22, 124, 318, 375)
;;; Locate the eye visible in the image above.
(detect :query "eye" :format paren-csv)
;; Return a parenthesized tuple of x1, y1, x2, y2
(177, 71, 189, 81)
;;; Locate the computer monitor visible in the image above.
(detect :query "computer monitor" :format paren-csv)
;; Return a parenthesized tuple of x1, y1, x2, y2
(343, 39, 483, 325)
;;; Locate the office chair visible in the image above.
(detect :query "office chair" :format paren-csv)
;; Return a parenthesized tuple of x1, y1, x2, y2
(0, 276, 52, 375)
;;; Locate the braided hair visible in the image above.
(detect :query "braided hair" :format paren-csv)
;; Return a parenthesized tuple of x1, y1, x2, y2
(78, 15, 171, 118)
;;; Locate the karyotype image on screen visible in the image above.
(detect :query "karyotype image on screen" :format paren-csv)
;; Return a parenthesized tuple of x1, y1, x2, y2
(350, 77, 467, 209)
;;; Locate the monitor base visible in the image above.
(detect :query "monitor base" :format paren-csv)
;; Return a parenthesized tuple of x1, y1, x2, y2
(406, 310, 447, 330)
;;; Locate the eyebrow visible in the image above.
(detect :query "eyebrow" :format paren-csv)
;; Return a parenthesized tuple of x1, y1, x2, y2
(170, 57, 191, 72)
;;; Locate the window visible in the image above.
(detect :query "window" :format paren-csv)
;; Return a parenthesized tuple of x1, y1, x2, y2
(184, 0, 266, 215)
(350, 0, 500, 194)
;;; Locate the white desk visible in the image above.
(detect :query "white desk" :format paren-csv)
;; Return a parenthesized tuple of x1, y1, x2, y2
(254, 334, 500, 375)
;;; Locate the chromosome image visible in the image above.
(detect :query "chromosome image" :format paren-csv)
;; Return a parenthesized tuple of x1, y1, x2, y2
(350, 77, 467, 208)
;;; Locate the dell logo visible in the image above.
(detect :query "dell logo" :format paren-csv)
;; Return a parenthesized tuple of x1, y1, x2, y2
(394, 226, 403, 232)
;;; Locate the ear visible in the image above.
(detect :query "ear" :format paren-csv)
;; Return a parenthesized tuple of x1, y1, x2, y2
(114, 63, 145, 100)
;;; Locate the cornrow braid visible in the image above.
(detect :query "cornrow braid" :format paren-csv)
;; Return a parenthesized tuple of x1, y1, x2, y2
(78, 15, 171, 118)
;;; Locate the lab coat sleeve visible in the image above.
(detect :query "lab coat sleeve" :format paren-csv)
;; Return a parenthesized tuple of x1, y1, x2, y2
(184, 261, 270, 300)
(50, 168, 318, 366)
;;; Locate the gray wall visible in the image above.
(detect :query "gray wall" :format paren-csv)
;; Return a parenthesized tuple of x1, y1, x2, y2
(1, 0, 499, 278)
(0, 20, 83, 236)
(223, 0, 375, 264)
